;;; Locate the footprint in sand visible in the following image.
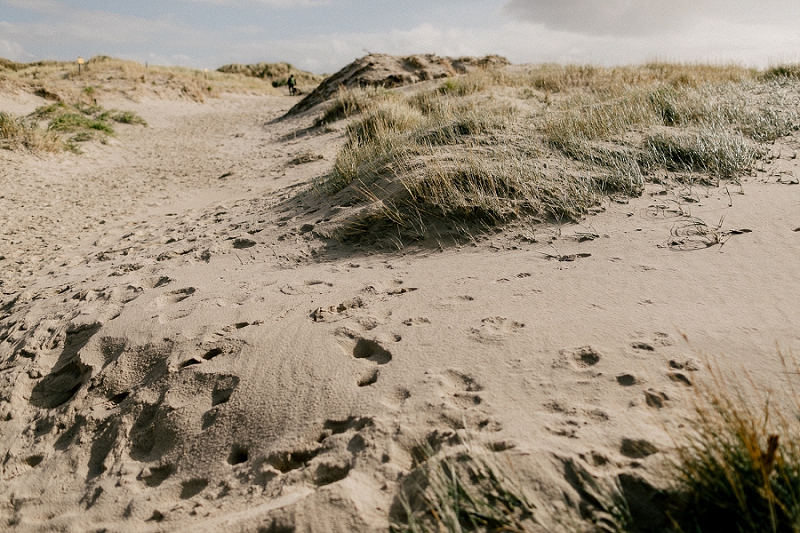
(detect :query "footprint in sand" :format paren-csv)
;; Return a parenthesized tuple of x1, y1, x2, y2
(558, 345, 602, 371)
(437, 369, 484, 409)
(152, 287, 196, 308)
(469, 317, 524, 343)
(335, 328, 392, 387)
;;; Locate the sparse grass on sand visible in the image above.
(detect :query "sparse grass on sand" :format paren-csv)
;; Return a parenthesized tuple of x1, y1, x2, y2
(0, 55, 281, 104)
(33, 102, 146, 147)
(313, 63, 798, 246)
(390, 356, 800, 533)
(0, 101, 147, 153)
(0, 112, 63, 152)
(392, 440, 537, 533)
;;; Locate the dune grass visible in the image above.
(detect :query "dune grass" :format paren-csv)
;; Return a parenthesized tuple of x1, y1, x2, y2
(33, 102, 146, 144)
(1, 55, 280, 104)
(392, 440, 537, 533)
(313, 62, 798, 246)
(0, 101, 147, 152)
(668, 358, 800, 533)
(0, 112, 63, 152)
(389, 357, 800, 533)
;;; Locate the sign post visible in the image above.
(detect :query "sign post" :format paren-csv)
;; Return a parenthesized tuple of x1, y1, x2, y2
(77, 57, 84, 75)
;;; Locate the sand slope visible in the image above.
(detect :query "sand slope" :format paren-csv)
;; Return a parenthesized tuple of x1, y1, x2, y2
(1, 86, 799, 532)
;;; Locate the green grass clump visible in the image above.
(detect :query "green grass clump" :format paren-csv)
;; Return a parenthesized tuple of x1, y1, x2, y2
(669, 361, 800, 533)
(31, 101, 146, 143)
(110, 110, 147, 125)
(0, 112, 63, 152)
(48, 113, 114, 134)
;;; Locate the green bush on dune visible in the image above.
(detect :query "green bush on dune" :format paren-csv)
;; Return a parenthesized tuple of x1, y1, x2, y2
(33, 101, 147, 146)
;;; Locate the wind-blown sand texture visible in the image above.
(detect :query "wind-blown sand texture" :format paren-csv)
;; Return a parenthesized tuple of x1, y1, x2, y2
(1, 59, 799, 532)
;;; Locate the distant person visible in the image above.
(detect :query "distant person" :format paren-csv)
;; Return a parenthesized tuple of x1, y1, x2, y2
(287, 74, 297, 96)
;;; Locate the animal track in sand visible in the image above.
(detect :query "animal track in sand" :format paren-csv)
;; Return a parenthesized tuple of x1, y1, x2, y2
(403, 317, 430, 326)
(352, 338, 392, 365)
(180, 478, 209, 499)
(28, 322, 102, 408)
(139, 464, 174, 487)
(558, 346, 602, 371)
(335, 328, 391, 387)
(438, 369, 484, 409)
(357, 368, 379, 387)
(310, 296, 367, 322)
(644, 389, 669, 409)
(620, 438, 659, 459)
(616, 374, 639, 386)
(631, 341, 655, 351)
(138, 276, 174, 290)
(469, 317, 524, 342)
(152, 287, 196, 308)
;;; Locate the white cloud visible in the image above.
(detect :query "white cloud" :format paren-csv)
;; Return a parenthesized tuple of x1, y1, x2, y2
(0, 38, 33, 62)
(503, 0, 698, 36)
(502, 0, 800, 38)
(1, 1, 797, 72)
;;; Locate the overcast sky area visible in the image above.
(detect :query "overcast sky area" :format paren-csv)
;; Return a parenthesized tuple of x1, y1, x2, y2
(1, 0, 799, 73)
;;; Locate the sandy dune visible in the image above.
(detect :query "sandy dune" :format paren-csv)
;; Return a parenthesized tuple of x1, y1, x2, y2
(1, 83, 799, 532)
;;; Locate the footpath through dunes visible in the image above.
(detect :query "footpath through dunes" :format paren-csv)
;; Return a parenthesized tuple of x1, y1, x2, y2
(0, 62, 799, 532)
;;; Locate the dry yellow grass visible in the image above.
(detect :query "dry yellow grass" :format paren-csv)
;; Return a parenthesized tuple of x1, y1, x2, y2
(0, 55, 281, 104)
(313, 62, 798, 246)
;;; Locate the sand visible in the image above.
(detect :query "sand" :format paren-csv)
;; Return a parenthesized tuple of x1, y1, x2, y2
(1, 80, 799, 532)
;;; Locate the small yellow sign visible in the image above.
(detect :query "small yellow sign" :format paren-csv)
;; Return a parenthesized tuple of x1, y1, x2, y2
(77, 57, 84, 65)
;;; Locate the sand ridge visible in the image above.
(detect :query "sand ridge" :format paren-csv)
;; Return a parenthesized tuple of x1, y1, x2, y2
(1, 84, 800, 531)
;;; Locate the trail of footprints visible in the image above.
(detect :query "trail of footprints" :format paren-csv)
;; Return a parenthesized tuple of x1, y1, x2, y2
(548, 332, 700, 446)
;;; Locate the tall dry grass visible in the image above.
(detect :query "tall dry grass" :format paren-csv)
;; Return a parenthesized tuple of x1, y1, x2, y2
(0, 112, 63, 152)
(668, 356, 800, 533)
(314, 62, 798, 245)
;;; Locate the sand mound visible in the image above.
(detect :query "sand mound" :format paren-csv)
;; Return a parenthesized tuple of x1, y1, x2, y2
(0, 55, 279, 107)
(283, 53, 509, 117)
(2, 63, 800, 532)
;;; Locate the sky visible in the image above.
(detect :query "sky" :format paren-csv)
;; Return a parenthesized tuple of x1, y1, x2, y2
(1, 0, 798, 73)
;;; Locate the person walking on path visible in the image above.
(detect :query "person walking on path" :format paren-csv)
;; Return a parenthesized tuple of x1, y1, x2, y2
(287, 74, 297, 96)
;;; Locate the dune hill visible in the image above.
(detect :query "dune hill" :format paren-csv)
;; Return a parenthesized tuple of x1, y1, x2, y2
(1, 55, 799, 532)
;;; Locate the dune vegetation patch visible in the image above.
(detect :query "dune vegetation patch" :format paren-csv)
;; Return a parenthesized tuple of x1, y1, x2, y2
(0, 55, 281, 105)
(389, 357, 800, 533)
(0, 101, 148, 153)
(0, 112, 63, 152)
(33, 102, 147, 147)
(310, 63, 799, 247)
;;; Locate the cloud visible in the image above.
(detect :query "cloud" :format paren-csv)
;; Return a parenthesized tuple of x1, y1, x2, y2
(0, 38, 32, 62)
(502, 0, 800, 37)
(502, 0, 708, 36)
